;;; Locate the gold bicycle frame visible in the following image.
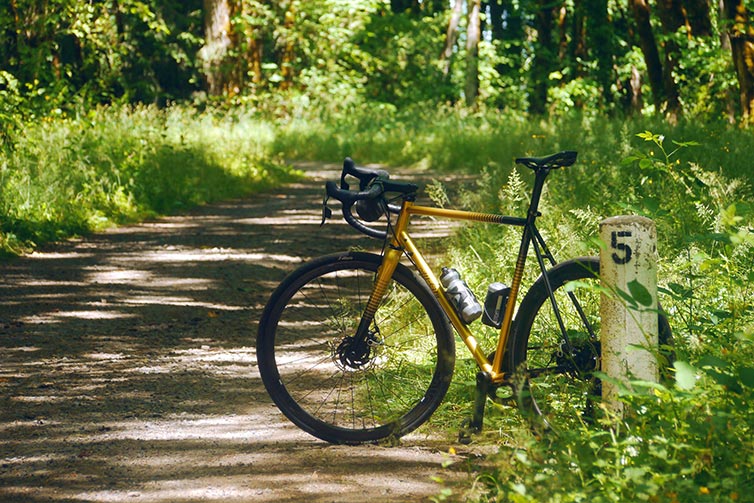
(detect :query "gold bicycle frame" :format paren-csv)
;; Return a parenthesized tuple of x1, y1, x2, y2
(364, 199, 530, 385)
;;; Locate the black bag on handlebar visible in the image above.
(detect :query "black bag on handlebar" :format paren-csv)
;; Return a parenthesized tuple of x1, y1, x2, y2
(355, 199, 385, 222)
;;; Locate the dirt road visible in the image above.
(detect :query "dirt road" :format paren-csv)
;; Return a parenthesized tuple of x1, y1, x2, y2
(0, 163, 479, 503)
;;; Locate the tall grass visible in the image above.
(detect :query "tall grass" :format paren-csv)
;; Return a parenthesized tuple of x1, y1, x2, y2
(0, 105, 299, 255)
(273, 105, 752, 185)
(2, 101, 752, 498)
(442, 131, 754, 502)
(271, 106, 754, 501)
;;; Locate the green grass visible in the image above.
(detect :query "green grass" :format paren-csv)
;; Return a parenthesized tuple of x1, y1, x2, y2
(0, 105, 300, 255)
(270, 107, 754, 502)
(2, 102, 753, 500)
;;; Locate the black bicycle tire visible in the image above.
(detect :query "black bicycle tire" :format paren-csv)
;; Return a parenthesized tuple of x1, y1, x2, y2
(256, 251, 455, 444)
(506, 256, 672, 428)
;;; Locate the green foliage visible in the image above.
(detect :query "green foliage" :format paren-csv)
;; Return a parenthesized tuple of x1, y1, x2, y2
(0, 105, 298, 255)
(345, 8, 451, 107)
(276, 107, 752, 499)
(0, 71, 25, 146)
(478, 367, 754, 502)
(423, 125, 753, 502)
(0, 0, 203, 113)
(0, 0, 751, 123)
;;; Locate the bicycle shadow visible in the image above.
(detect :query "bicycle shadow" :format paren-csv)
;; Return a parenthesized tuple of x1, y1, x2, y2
(0, 162, 469, 503)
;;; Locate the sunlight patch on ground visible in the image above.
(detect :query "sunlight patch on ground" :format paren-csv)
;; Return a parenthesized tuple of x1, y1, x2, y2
(87, 268, 151, 284)
(3, 346, 41, 353)
(18, 309, 137, 324)
(121, 296, 245, 310)
(12, 394, 97, 403)
(88, 414, 301, 443)
(237, 213, 323, 226)
(133, 277, 215, 289)
(83, 352, 126, 361)
(109, 221, 200, 233)
(139, 249, 302, 263)
(171, 347, 254, 364)
(54, 310, 136, 320)
(77, 485, 275, 502)
(130, 346, 256, 378)
(2, 279, 88, 287)
(83, 270, 216, 290)
(28, 251, 95, 260)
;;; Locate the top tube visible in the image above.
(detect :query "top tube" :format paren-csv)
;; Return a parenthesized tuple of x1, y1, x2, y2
(407, 205, 526, 226)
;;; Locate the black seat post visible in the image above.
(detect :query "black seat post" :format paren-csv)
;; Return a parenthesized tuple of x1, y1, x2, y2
(526, 167, 551, 224)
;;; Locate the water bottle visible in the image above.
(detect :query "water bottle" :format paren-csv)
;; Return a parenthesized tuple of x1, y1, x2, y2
(440, 267, 483, 324)
(482, 282, 511, 329)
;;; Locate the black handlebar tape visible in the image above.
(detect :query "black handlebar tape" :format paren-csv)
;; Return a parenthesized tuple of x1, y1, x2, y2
(341, 157, 391, 190)
(325, 181, 387, 240)
(340, 158, 355, 190)
(326, 180, 384, 206)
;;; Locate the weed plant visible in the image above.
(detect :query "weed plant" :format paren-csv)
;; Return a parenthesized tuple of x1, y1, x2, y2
(0, 105, 299, 255)
(273, 106, 754, 501)
(3, 102, 753, 499)
(430, 128, 754, 502)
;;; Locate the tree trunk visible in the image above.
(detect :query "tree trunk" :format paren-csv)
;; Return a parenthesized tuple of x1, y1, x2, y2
(629, 64, 643, 112)
(279, 2, 296, 91)
(200, 0, 232, 95)
(391, 0, 421, 14)
(556, 4, 569, 63)
(530, 0, 558, 114)
(655, 0, 684, 121)
(655, 0, 686, 33)
(718, 0, 737, 122)
(4, 0, 20, 71)
(570, 0, 587, 75)
(486, 0, 506, 42)
(441, 0, 464, 77)
(585, 0, 612, 104)
(723, 0, 754, 122)
(628, 0, 667, 113)
(228, 1, 265, 89)
(465, 0, 481, 106)
(684, 0, 712, 36)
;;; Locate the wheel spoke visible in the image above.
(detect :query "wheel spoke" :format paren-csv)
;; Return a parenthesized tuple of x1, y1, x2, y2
(511, 258, 670, 433)
(256, 253, 454, 444)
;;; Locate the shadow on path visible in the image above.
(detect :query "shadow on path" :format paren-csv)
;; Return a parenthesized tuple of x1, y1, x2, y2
(0, 162, 473, 503)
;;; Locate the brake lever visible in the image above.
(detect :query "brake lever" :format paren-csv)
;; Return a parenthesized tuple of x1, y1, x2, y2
(320, 192, 333, 227)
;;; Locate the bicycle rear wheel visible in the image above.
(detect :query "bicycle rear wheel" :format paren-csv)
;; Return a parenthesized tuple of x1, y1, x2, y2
(507, 257, 671, 432)
(256, 251, 455, 444)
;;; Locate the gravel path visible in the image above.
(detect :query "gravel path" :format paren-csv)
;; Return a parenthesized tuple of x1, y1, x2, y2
(0, 162, 480, 503)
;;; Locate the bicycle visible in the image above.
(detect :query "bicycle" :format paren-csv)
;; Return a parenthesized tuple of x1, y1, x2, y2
(256, 152, 671, 444)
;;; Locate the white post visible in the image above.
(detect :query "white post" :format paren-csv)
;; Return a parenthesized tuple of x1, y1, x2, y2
(599, 216, 659, 415)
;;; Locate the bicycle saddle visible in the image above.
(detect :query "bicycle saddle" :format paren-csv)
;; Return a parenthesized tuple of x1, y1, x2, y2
(515, 151, 577, 170)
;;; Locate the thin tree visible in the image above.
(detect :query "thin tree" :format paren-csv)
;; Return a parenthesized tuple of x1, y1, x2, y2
(200, 0, 232, 95)
(279, 1, 296, 91)
(529, 0, 558, 114)
(722, 0, 754, 122)
(441, 0, 464, 78)
(585, 0, 613, 106)
(654, 0, 684, 121)
(628, 0, 668, 115)
(466, 0, 482, 106)
(684, 0, 712, 37)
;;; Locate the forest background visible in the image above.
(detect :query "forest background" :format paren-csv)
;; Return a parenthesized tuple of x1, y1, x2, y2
(1, 1, 754, 501)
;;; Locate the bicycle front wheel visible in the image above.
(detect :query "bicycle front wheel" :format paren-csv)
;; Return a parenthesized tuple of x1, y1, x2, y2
(507, 257, 671, 432)
(256, 251, 455, 444)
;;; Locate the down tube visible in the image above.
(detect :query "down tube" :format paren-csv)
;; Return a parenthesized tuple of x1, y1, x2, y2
(398, 231, 494, 376)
